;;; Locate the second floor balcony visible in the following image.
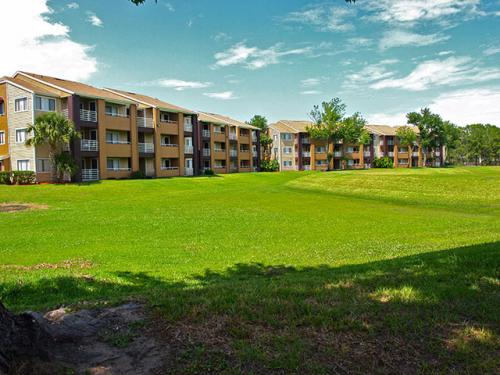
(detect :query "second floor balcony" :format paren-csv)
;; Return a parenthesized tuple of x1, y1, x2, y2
(202, 129, 210, 138)
(80, 109, 97, 122)
(230, 149, 238, 157)
(184, 145, 194, 154)
(81, 139, 98, 152)
(229, 133, 237, 141)
(137, 116, 154, 128)
(139, 143, 154, 153)
(203, 148, 210, 157)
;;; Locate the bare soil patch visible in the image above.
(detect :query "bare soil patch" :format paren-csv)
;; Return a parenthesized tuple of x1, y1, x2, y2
(1, 259, 93, 272)
(0, 203, 48, 213)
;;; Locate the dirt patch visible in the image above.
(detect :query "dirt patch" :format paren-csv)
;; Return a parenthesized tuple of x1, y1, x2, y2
(11, 303, 166, 375)
(0, 203, 48, 213)
(1, 259, 93, 272)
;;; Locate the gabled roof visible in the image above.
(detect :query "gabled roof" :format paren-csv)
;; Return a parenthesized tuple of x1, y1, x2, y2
(199, 112, 258, 130)
(269, 120, 314, 134)
(365, 124, 420, 136)
(0, 76, 60, 97)
(14, 72, 135, 104)
(104, 88, 196, 115)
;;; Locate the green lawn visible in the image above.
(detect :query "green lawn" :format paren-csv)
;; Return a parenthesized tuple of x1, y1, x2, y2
(1, 167, 499, 373)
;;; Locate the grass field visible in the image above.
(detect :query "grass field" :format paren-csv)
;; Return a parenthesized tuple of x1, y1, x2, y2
(1, 167, 499, 373)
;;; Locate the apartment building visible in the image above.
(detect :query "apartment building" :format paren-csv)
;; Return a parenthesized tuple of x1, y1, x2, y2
(198, 112, 261, 173)
(0, 71, 262, 182)
(269, 120, 445, 171)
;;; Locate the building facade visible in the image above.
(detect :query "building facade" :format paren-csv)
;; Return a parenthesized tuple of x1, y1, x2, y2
(0, 72, 261, 182)
(269, 120, 445, 171)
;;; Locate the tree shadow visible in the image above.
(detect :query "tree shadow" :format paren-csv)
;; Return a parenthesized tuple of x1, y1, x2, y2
(2, 242, 499, 374)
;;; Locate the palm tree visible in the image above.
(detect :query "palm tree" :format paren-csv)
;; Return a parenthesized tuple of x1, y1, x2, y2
(26, 112, 80, 182)
(396, 126, 417, 168)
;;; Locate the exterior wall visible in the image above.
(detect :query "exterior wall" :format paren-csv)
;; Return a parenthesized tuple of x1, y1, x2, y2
(155, 108, 181, 178)
(0, 83, 9, 170)
(6, 84, 35, 173)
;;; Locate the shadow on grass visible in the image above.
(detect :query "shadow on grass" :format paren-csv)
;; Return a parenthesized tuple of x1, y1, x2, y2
(2, 242, 499, 373)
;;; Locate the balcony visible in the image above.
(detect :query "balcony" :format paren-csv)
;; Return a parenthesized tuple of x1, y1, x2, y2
(230, 150, 238, 157)
(229, 133, 237, 141)
(252, 151, 258, 158)
(81, 139, 98, 152)
(161, 166, 179, 171)
(139, 143, 155, 153)
(107, 167, 131, 172)
(82, 169, 99, 181)
(184, 168, 194, 176)
(80, 109, 97, 122)
(302, 151, 311, 157)
(184, 145, 194, 154)
(203, 148, 210, 157)
(202, 129, 210, 138)
(302, 138, 310, 144)
(252, 134, 258, 142)
(184, 122, 193, 132)
(334, 151, 342, 157)
(137, 117, 154, 128)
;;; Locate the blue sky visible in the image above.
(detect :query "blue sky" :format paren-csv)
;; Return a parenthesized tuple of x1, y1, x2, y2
(3, 0, 500, 125)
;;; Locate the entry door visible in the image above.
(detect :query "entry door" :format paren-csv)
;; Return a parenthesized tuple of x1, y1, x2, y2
(90, 129, 97, 140)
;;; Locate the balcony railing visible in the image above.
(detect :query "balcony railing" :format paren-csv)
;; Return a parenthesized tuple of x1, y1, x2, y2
(229, 133, 237, 141)
(161, 143, 178, 147)
(203, 149, 210, 157)
(184, 123, 193, 132)
(202, 129, 210, 138)
(80, 109, 97, 122)
(139, 143, 154, 153)
(81, 139, 98, 152)
(230, 150, 238, 157)
(302, 151, 311, 157)
(161, 166, 179, 171)
(240, 149, 249, 154)
(107, 167, 131, 172)
(82, 169, 99, 181)
(106, 112, 129, 118)
(184, 168, 194, 176)
(137, 117, 154, 128)
(334, 151, 342, 157)
(107, 140, 130, 145)
(184, 145, 194, 154)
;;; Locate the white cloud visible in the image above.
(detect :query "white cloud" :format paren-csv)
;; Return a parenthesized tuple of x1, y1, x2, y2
(301, 78, 321, 87)
(164, 2, 175, 12)
(379, 30, 450, 50)
(365, 0, 483, 25)
(0, 0, 97, 81)
(484, 45, 500, 56)
(213, 42, 313, 70)
(87, 12, 103, 27)
(344, 59, 399, 88)
(212, 32, 231, 42)
(301, 90, 322, 95)
(429, 88, 500, 126)
(438, 50, 454, 56)
(347, 37, 373, 47)
(282, 4, 355, 32)
(67, 2, 79, 9)
(203, 91, 237, 100)
(371, 56, 500, 91)
(141, 79, 212, 91)
(367, 112, 407, 126)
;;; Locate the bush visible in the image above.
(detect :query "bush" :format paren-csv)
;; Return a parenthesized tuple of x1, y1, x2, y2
(0, 171, 11, 185)
(130, 171, 146, 179)
(11, 171, 36, 185)
(204, 169, 215, 176)
(260, 159, 279, 172)
(373, 157, 394, 169)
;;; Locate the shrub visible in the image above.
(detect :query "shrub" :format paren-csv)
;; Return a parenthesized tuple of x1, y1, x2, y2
(204, 169, 215, 176)
(131, 171, 146, 179)
(373, 157, 394, 169)
(0, 171, 11, 185)
(260, 159, 279, 172)
(11, 171, 36, 185)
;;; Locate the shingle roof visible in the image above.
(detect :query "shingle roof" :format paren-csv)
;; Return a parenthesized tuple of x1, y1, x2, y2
(365, 124, 420, 136)
(269, 120, 314, 134)
(1, 76, 61, 97)
(199, 112, 258, 129)
(15, 72, 135, 104)
(105, 88, 196, 115)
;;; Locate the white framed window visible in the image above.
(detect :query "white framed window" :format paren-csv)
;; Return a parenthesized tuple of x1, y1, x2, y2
(161, 135, 172, 145)
(0, 131, 4, 145)
(316, 160, 327, 166)
(105, 105, 119, 116)
(316, 146, 326, 153)
(184, 116, 192, 126)
(36, 158, 51, 172)
(283, 160, 292, 167)
(162, 159, 171, 168)
(160, 112, 172, 122)
(281, 133, 293, 141)
(17, 159, 30, 171)
(16, 129, 27, 143)
(35, 96, 56, 112)
(15, 97, 28, 112)
(273, 134, 278, 141)
(107, 158, 120, 170)
(283, 147, 293, 154)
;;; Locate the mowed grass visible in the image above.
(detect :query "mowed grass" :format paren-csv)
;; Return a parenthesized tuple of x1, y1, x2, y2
(1, 167, 499, 373)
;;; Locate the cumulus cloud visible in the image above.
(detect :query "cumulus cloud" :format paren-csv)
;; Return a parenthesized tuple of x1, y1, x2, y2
(379, 30, 450, 50)
(0, 0, 97, 81)
(87, 11, 103, 27)
(213, 42, 313, 70)
(371, 56, 500, 91)
(140, 79, 212, 91)
(344, 59, 399, 88)
(203, 91, 237, 100)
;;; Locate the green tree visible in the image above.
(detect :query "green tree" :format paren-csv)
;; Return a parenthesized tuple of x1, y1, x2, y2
(248, 115, 268, 131)
(248, 115, 273, 161)
(396, 126, 417, 168)
(462, 124, 500, 165)
(407, 108, 445, 166)
(26, 112, 80, 182)
(442, 121, 463, 165)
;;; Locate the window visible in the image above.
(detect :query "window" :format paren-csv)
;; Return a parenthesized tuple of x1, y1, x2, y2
(106, 131, 127, 144)
(281, 133, 293, 141)
(35, 96, 56, 112)
(347, 146, 359, 153)
(273, 147, 278, 154)
(283, 160, 292, 167)
(105, 105, 119, 116)
(398, 159, 409, 165)
(36, 158, 50, 172)
(161, 135, 172, 145)
(273, 134, 278, 141)
(107, 158, 120, 170)
(283, 147, 292, 154)
(184, 116, 192, 126)
(316, 160, 327, 166)
(16, 129, 27, 143)
(15, 98, 28, 112)
(0, 100, 4, 115)
(316, 146, 326, 153)
(17, 160, 30, 171)
(0, 131, 4, 145)
(162, 159, 171, 168)
(160, 112, 171, 122)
